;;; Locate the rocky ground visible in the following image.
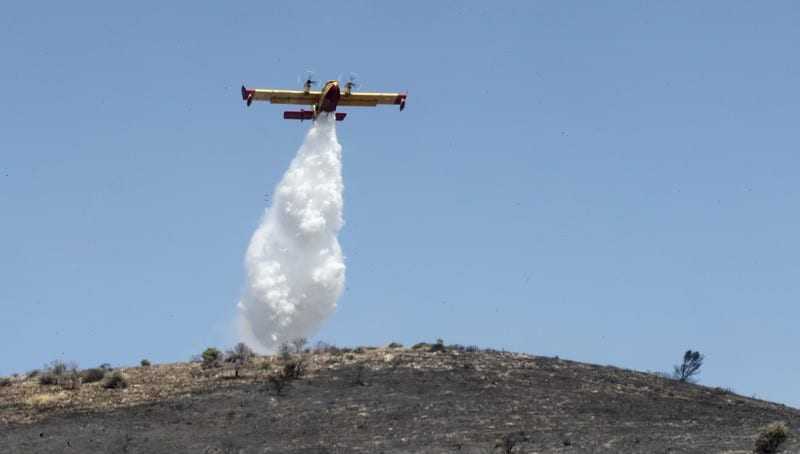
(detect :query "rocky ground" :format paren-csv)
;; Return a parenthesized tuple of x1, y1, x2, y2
(1, 344, 798, 453)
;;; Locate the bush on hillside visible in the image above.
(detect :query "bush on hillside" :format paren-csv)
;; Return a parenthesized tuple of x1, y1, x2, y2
(430, 339, 446, 353)
(140, 359, 151, 367)
(81, 368, 106, 384)
(102, 371, 128, 389)
(754, 422, 789, 454)
(266, 358, 306, 396)
(39, 360, 78, 387)
(202, 347, 223, 369)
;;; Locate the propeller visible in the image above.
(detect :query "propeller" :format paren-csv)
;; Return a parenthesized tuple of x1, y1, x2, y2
(344, 72, 359, 94)
(297, 70, 317, 91)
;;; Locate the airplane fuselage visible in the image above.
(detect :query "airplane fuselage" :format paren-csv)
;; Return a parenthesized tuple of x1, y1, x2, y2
(317, 80, 341, 114)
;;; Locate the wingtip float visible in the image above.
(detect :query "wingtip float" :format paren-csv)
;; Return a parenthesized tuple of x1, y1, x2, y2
(241, 75, 406, 122)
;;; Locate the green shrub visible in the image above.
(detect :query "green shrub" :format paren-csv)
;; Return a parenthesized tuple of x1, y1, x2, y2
(102, 371, 128, 389)
(754, 422, 789, 454)
(81, 368, 106, 384)
(0, 377, 11, 387)
(387, 342, 403, 349)
(202, 347, 222, 369)
(140, 359, 151, 367)
(411, 342, 431, 350)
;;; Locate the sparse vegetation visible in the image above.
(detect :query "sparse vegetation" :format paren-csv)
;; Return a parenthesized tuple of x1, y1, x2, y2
(497, 431, 528, 454)
(673, 350, 704, 383)
(353, 364, 366, 386)
(411, 342, 430, 350)
(267, 373, 288, 395)
(282, 358, 306, 380)
(102, 371, 128, 389)
(312, 341, 340, 354)
(60, 370, 81, 390)
(291, 337, 307, 354)
(202, 347, 223, 369)
(38, 360, 78, 388)
(140, 359, 151, 367)
(81, 368, 106, 384)
(430, 338, 446, 353)
(387, 342, 403, 349)
(754, 422, 789, 454)
(0, 377, 11, 387)
(266, 358, 306, 396)
(1, 345, 799, 452)
(226, 342, 254, 378)
(279, 342, 292, 361)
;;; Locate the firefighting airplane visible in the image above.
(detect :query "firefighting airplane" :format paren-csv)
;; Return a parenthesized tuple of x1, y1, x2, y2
(240, 75, 407, 121)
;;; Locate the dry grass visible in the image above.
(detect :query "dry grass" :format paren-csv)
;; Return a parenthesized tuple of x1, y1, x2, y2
(24, 392, 69, 410)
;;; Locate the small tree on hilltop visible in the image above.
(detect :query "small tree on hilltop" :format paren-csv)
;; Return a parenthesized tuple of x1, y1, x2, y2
(673, 350, 704, 383)
(291, 337, 307, 354)
(226, 342, 254, 378)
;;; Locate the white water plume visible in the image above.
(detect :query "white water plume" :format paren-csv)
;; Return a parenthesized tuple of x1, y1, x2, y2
(237, 115, 345, 353)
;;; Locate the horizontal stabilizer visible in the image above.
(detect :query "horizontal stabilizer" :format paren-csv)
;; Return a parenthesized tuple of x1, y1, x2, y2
(283, 110, 314, 121)
(283, 111, 348, 121)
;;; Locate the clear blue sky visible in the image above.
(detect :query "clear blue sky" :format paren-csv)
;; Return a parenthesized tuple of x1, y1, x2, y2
(2, 1, 799, 407)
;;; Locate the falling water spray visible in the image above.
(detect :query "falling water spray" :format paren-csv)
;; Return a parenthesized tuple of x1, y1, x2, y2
(237, 115, 345, 353)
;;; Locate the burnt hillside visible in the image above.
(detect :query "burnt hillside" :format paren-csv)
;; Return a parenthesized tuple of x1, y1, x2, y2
(1, 345, 798, 453)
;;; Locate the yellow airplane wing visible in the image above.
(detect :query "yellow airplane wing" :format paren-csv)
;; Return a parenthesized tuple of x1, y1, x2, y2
(338, 92, 407, 110)
(242, 87, 320, 106)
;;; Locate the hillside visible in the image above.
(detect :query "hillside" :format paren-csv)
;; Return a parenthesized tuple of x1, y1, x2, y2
(1, 344, 798, 453)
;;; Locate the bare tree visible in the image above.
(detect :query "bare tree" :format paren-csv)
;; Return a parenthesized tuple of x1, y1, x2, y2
(291, 337, 307, 354)
(225, 342, 254, 378)
(673, 350, 704, 383)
